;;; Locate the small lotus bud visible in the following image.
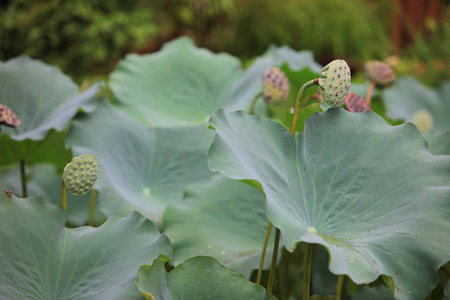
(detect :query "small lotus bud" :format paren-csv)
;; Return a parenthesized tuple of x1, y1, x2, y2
(344, 93, 372, 113)
(0, 104, 21, 128)
(364, 60, 396, 87)
(262, 67, 290, 105)
(63, 155, 99, 195)
(412, 109, 433, 133)
(318, 60, 351, 107)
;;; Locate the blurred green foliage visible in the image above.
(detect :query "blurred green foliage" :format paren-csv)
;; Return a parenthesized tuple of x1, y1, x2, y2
(219, 0, 393, 63)
(1, 0, 448, 83)
(0, 0, 160, 80)
(398, 8, 450, 85)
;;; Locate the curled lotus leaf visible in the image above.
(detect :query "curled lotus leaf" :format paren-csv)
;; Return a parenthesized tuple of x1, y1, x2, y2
(208, 108, 450, 300)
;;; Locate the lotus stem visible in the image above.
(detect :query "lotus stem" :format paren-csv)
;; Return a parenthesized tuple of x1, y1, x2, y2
(365, 81, 376, 105)
(61, 181, 67, 210)
(303, 243, 314, 300)
(256, 222, 273, 284)
(20, 159, 27, 197)
(267, 228, 281, 293)
(249, 92, 263, 115)
(335, 274, 345, 300)
(88, 190, 98, 226)
(290, 79, 318, 133)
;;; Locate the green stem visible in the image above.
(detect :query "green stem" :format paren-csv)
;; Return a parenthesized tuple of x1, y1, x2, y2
(302, 243, 314, 300)
(256, 222, 273, 284)
(88, 189, 98, 226)
(335, 274, 345, 300)
(290, 79, 318, 134)
(20, 159, 27, 197)
(365, 81, 376, 105)
(249, 92, 263, 115)
(61, 181, 67, 210)
(267, 228, 281, 294)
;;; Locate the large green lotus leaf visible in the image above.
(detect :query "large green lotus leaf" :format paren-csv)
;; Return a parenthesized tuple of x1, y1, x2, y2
(208, 109, 450, 300)
(0, 163, 106, 226)
(0, 56, 99, 141)
(66, 100, 214, 223)
(136, 256, 276, 300)
(109, 37, 242, 127)
(0, 191, 172, 300)
(109, 38, 322, 128)
(383, 77, 450, 131)
(163, 178, 275, 278)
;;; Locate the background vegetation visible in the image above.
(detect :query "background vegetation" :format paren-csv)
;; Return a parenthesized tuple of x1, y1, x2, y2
(0, 0, 448, 83)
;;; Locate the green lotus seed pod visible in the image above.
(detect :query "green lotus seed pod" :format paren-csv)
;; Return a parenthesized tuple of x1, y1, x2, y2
(63, 154, 99, 195)
(344, 93, 372, 113)
(412, 109, 433, 133)
(0, 104, 21, 128)
(262, 67, 290, 105)
(364, 60, 396, 87)
(318, 60, 351, 107)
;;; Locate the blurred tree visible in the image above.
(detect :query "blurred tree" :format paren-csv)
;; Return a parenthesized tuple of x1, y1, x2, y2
(0, 0, 160, 81)
(153, 0, 235, 48)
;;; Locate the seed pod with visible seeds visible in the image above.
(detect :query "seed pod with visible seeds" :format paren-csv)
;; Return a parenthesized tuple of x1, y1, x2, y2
(262, 67, 290, 105)
(318, 60, 351, 107)
(364, 60, 396, 87)
(63, 155, 99, 195)
(0, 104, 21, 128)
(345, 93, 372, 113)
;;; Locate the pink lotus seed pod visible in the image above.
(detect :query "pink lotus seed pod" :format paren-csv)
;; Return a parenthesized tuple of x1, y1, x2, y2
(318, 60, 351, 107)
(0, 104, 21, 128)
(344, 93, 372, 113)
(262, 67, 290, 105)
(364, 60, 396, 87)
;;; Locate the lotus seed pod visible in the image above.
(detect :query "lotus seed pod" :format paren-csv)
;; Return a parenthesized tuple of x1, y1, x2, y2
(262, 67, 290, 105)
(412, 109, 433, 133)
(318, 60, 351, 107)
(0, 104, 21, 128)
(364, 60, 396, 87)
(344, 93, 372, 113)
(63, 154, 99, 195)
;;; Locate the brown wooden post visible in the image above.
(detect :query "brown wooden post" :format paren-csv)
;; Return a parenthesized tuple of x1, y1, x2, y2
(390, 0, 443, 50)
